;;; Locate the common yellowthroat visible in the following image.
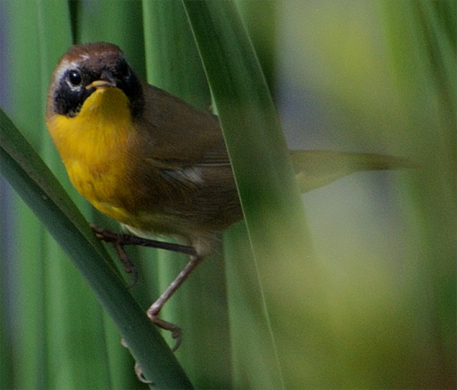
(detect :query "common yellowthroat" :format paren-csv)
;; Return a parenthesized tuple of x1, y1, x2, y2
(46, 42, 408, 347)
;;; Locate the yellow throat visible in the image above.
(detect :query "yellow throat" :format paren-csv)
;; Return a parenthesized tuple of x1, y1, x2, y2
(47, 86, 136, 222)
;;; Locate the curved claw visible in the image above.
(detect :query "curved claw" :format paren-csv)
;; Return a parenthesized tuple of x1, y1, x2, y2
(121, 339, 153, 384)
(135, 362, 153, 384)
(149, 314, 183, 351)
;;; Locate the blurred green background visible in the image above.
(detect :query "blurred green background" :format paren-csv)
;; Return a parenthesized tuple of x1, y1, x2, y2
(0, 1, 455, 389)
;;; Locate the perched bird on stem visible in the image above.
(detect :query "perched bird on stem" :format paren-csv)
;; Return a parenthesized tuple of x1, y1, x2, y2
(46, 42, 410, 351)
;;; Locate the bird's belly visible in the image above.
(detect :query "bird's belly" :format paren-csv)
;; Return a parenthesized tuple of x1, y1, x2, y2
(65, 159, 204, 235)
(66, 156, 243, 255)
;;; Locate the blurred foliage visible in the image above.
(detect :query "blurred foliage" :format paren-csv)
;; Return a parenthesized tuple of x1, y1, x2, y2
(0, 1, 455, 389)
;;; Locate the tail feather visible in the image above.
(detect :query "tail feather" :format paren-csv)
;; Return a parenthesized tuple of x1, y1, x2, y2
(290, 150, 414, 193)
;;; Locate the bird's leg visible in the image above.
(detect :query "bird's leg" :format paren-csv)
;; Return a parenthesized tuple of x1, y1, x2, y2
(147, 255, 204, 351)
(91, 224, 198, 287)
(112, 240, 139, 288)
(91, 224, 197, 256)
(91, 224, 204, 350)
(121, 255, 205, 379)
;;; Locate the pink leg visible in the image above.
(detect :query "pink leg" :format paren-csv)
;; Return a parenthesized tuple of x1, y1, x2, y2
(147, 255, 204, 351)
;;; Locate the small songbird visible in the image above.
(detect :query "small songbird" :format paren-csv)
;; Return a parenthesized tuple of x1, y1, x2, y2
(46, 42, 408, 348)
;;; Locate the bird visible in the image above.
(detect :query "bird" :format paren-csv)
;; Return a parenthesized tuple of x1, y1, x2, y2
(46, 42, 409, 349)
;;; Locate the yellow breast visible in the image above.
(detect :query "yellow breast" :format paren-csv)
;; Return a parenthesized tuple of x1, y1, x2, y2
(47, 87, 136, 222)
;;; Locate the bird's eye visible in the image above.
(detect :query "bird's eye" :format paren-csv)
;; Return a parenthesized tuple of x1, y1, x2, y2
(68, 69, 82, 87)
